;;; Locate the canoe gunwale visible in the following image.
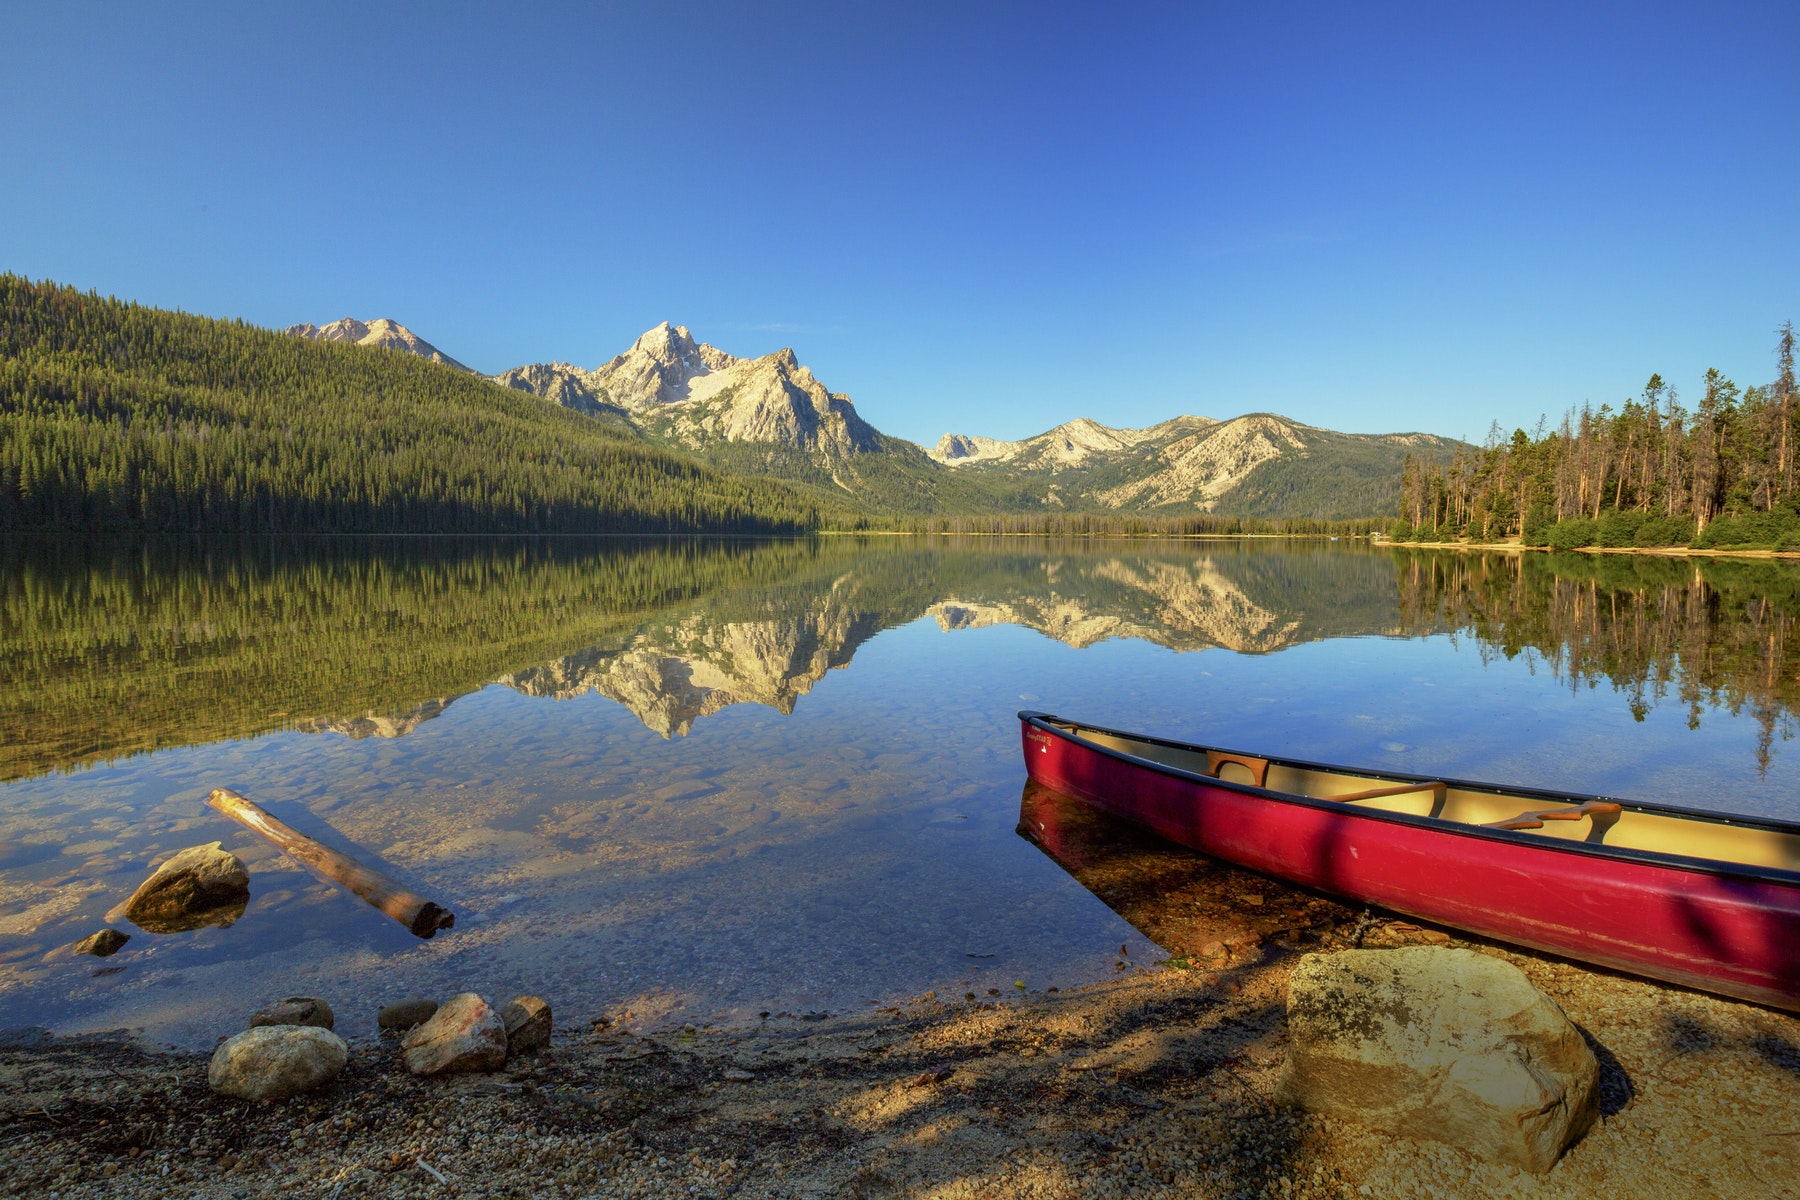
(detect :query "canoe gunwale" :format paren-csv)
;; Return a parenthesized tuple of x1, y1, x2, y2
(1018, 710, 1800, 889)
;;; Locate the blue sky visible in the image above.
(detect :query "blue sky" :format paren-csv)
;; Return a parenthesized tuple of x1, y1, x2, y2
(4, 2, 1797, 446)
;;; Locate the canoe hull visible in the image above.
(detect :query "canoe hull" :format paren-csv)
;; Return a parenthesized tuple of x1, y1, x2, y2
(1021, 716, 1800, 1011)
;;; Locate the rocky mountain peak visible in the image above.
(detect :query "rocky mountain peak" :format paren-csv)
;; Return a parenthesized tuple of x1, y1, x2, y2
(630, 321, 698, 360)
(935, 434, 980, 460)
(499, 325, 879, 460)
(492, 361, 615, 417)
(285, 317, 469, 372)
(590, 323, 739, 407)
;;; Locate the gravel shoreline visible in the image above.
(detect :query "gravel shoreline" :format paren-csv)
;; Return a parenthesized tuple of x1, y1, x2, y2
(5, 923, 1797, 1200)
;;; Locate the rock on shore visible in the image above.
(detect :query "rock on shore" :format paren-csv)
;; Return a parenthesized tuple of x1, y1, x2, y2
(502, 995, 552, 1055)
(1277, 947, 1599, 1173)
(208, 1026, 348, 1101)
(401, 993, 507, 1075)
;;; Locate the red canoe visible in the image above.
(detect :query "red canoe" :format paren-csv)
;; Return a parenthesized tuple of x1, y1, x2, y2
(1019, 711, 1800, 1010)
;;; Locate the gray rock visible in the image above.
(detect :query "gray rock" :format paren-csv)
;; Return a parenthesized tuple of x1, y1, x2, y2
(120, 842, 249, 933)
(69, 929, 129, 957)
(501, 995, 552, 1055)
(208, 1026, 347, 1101)
(378, 998, 439, 1032)
(1277, 947, 1598, 1173)
(401, 993, 506, 1076)
(248, 996, 334, 1030)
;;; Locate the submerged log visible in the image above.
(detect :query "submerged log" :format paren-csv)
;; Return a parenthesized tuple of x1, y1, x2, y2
(206, 787, 454, 938)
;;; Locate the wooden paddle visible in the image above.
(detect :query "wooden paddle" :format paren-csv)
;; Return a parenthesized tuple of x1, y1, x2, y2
(1484, 800, 1623, 832)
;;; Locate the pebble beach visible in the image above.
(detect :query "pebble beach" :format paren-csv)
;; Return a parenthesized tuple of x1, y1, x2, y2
(6, 903, 1796, 1200)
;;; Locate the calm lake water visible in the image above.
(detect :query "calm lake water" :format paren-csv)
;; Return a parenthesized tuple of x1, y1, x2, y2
(3, 536, 1798, 1047)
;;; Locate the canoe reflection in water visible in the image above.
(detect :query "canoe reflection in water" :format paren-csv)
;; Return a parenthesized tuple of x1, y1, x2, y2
(1015, 779, 1362, 972)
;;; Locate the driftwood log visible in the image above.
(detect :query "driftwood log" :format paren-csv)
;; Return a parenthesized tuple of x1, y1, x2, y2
(207, 787, 455, 938)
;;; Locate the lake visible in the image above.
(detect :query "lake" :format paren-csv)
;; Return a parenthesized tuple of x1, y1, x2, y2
(3, 536, 1797, 1047)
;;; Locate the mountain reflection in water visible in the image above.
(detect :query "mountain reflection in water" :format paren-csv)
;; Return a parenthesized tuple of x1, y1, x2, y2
(9, 537, 1797, 780)
(3, 536, 1799, 1046)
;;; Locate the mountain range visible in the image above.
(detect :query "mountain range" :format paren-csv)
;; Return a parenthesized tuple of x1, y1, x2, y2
(288, 317, 1460, 519)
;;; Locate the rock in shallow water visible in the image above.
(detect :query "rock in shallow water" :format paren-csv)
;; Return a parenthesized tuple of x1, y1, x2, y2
(378, 997, 439, 1031)
(72, 929, 129, 957)
(1277, 947, 1598, 1174)
(208, 1026, 347, 1100)
(401, 993, 506, 1075)
(249, 996, 334, 1030)
(501, 995, 552, 1055)
(120, 842, 249, 933)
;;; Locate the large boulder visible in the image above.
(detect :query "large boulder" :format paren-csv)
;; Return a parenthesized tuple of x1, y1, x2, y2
(1277, 947, 1599, 1174)
(120, 842, 249, 933)
(208, 1026, 348, 1101)
(401, 993, 507, 1076)
(501, 995, 552, 1055)
(249, 996, 334, 1030)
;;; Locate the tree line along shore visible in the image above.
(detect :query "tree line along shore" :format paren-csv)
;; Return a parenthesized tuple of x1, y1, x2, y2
(1393, 323, 1800, 552)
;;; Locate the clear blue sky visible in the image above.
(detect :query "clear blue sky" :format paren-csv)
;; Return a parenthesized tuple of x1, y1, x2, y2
(4, 2, 1797, 446)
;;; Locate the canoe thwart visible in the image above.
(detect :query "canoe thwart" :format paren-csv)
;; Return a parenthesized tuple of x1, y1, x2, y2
(1322, 780, 1450, 805)
(1206, 751, 1271, 788)
(206, 787, 455, 938)
(1483, 800, 1624, 833)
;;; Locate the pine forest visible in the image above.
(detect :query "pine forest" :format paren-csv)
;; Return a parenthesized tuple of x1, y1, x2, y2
(1394, 324, 1800, 550)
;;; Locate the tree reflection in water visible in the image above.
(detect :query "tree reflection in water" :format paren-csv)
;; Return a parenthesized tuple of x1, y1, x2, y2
(1392, 549, 1800, 771)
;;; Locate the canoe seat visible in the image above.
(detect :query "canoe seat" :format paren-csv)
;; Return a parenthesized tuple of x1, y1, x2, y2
(1485, 800, 1623, 832)
(1206, 751, 1271, 788)
(1321, 780, 1449, 806)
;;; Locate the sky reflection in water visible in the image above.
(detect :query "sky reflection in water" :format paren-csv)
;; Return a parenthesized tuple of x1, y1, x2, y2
(2, 538, 1796, 1046)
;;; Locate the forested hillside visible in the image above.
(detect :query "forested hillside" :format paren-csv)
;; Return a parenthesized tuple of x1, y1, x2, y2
(1215, 426, 1455, 520)
(0, 277, 827, 535)
(1393, 324, 1800, 549)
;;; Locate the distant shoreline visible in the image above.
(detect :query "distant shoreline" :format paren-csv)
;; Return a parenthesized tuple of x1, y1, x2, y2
(820, 530, 1369, 541)
(1374, 536, 1800, 561)
(833, 529, 1800, 559)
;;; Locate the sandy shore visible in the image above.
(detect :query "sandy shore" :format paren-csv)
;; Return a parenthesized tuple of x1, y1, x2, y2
(5, 910, 1798, 1200)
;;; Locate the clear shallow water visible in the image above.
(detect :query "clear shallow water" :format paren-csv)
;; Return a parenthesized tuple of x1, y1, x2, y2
(2, 537, 1797, 1046)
